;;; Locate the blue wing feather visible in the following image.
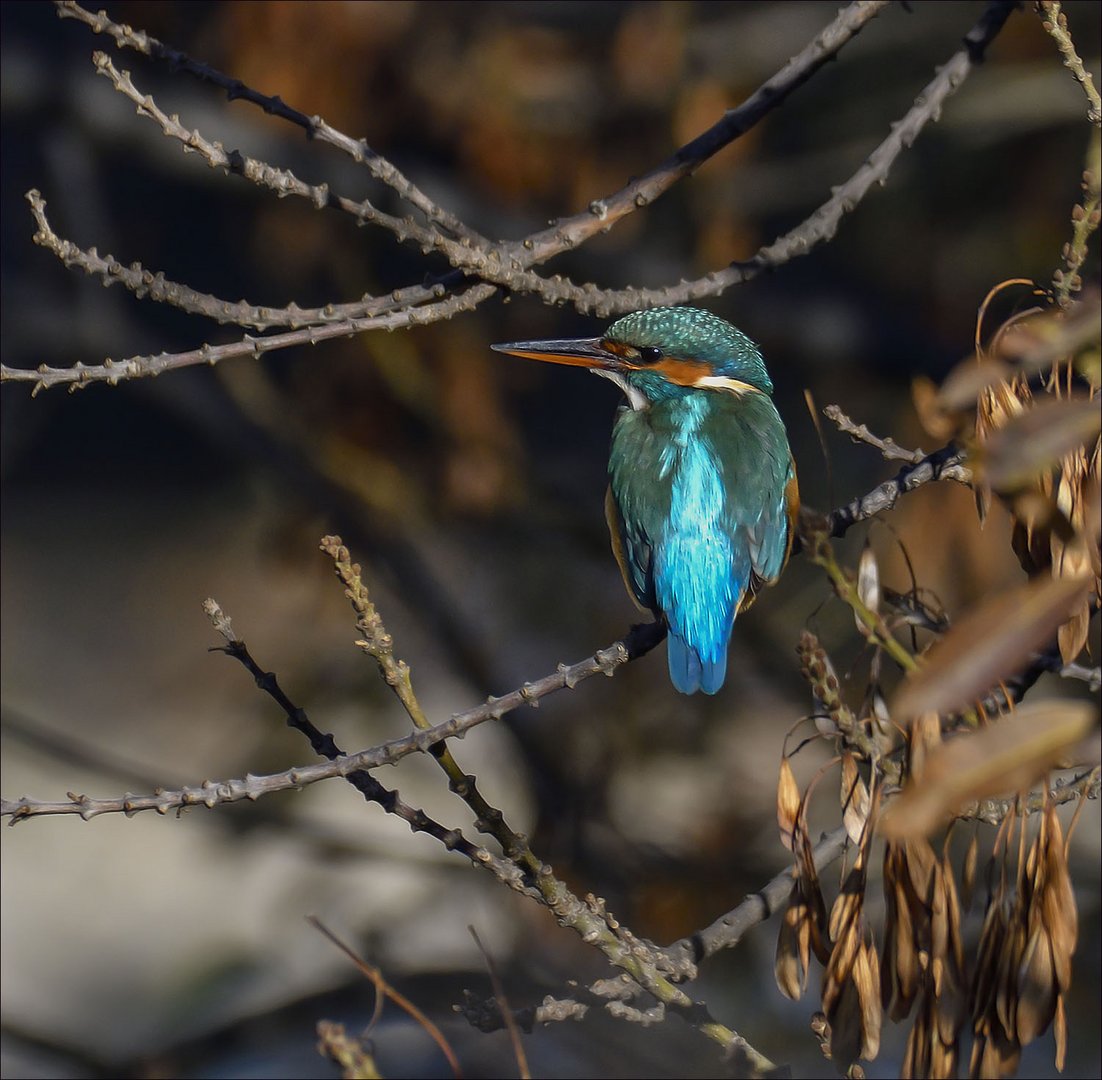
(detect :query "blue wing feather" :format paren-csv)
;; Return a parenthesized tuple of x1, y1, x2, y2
(608, 391, 793, 694)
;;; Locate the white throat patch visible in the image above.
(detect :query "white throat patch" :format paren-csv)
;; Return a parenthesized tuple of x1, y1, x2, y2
(592, 368, 649, 411)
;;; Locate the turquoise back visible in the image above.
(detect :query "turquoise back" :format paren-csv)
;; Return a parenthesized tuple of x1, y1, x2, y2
(607, 388, 793, 694)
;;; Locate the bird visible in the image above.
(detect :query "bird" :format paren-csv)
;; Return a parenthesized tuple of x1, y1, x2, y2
(492, 306, 798, 695)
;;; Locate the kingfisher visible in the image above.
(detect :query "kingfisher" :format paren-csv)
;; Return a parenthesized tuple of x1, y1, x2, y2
(492, 307, 798, 695)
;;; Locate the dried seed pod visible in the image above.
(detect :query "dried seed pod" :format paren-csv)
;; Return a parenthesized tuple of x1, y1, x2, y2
(777, 756, 801, 852)
(840, 753, 871, 846)
(776, 881, 811, 1001)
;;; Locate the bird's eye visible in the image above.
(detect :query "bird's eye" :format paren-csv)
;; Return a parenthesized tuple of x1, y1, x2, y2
(638, 346, 663, 365)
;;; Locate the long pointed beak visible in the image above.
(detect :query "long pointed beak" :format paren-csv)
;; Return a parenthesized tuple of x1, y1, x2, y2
(490, 336, 622, 370)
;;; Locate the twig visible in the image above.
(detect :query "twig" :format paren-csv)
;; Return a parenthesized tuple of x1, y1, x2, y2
(316, 538, 769, 1063)
(0, 620, 663, 823)
(25, 189, 382, 331)
(462, 827, 851, 1038)
(1059, 662, 1101, 691)
(802, 526, 921, 673)
(53, 1, 488, 246)
(962, 767, 1100, 825)
(309, 916, 463, 1079)
(2, 429, 1020, 830)
(90, 52, 492, 274)
(471, 0, 1020, 315)
(4, 2, 1016, 390)
(665, 825, 850, 973)
(820, 443, 972, 539)
(57, 0, 886, 261)
(0, 281, 495, 395)
(823, 404, 929, 464)
(204, 599, 533, 894)
(1037, 1, 1102, 126)
(470, 927, 530, 1080)
(319, 536, 543, 872)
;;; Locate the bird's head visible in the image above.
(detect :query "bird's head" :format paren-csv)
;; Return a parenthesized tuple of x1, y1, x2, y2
(491, 307, 772, 408)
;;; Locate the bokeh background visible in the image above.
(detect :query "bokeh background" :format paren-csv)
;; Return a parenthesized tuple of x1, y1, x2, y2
(2, 2, 1099, 1077)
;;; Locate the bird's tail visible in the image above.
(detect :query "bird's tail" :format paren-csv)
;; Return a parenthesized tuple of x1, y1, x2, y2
(667, 632, 727, 695)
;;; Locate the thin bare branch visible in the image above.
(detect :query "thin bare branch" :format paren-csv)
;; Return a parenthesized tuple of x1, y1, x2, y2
(0, 282, 495, 394)
(202, 598, 533, 894)
(57, 0, 887, 255)
(54, 0, 488, 245)
(0, 620, 662, 823)
(26, 189, 379, 331)
(1059, 663, 1101, 691)
(1037, 1, 1101, 126)
(476, 0, 1019, 315)
(91, 51, 471, 263)
(310, 917, 464, 1079)
(6, 1, 897, 389)
(821, 443, 972, 540)
(666, 826, 851, 974)
(824, 404, 929, 464)
(960, 767, 1100, 826)
(470, 926, 530, 1080)
(320, 536, 543, 872)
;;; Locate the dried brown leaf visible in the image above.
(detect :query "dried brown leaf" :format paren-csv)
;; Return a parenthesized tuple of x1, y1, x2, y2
(1054, 993, 1067, 1072)
(879, 702, 1098, 840)
(943, 300, 1101, 411)
(938, 357, 1014, 411)
(829, 844, 868, 946)
(902, 995, 929, 1079)
(890, 575, 1093, 722)
(776, 884, 809, 1001)
(778, 757, 801, 852)
(1015, 926, 1057, 1045)
(902, 837, 938, 909)
(795, 791, 833, 964)
(840, 754, 871, 846)
(1057, 598, 1091, 663)
(942, 847, 966, 975)
(855, 943, 882, 1061)
(962, 831, 979, 913)
(980, 396, 1102, 492)
(877, 841, 921, 1022)
(977, 1022, 1022, 1080)
(1042, 808, 1078, 992)
(996, 915, 1025, 1041)
(885, 875, 919, 1021)
(909, 713, 942, 782)
(856, 542, 880, 637)
(913, 375, 960, 442)
(828, 916, 863, 1009)
(825, 975, 865, 1074)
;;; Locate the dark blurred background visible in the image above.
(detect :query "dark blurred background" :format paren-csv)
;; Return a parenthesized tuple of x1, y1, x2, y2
(2, 2, 1099, 1077)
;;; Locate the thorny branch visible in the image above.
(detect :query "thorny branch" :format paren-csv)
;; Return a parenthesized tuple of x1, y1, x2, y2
(0, 1, 1021, 392)
(202, 599, 533, 895)
(1037, 1, 1102, 126)
(0, 621, 656, 823)
(823, 442, 972, 539)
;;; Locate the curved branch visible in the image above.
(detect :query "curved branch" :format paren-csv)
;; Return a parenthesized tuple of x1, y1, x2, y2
(822, 443, 972, 540)
(56, 0, 888, 255)
(54, 0, 488, 245)
(476, 0, 1019, 314)
(4, 1, 892, 389)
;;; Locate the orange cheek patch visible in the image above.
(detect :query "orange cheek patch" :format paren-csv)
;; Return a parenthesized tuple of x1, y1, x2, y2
(648, 357, 711, 385)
